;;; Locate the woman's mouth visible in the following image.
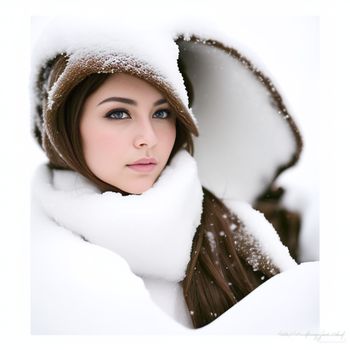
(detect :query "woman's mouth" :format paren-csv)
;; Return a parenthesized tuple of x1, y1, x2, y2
(127, 158, 157, 173)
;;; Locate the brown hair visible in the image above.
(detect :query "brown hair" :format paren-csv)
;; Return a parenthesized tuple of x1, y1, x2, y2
(42, 55, 270, 328)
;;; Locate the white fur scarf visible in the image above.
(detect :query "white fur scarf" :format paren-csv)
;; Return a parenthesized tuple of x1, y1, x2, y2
(32, 150, 204, 282)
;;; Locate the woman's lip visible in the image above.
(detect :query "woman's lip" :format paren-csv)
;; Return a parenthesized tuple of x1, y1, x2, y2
(127, 163, 157, 173)
(129, 157, 157, 165)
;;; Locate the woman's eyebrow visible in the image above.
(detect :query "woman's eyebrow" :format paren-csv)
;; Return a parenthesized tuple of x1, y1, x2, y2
(97, 97, 167, 106)
(97, 97, 136, 106)
(154, 98, 167, 106)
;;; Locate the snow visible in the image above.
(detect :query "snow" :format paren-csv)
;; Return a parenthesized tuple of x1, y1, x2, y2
(225, 200, 297, 272)
(32, 207, 319, 337)
(32, 150, 203, 282)
(142, 277, 192, 328)
(196, 261, 319, 334)
(31, 200, 184, 334)
(205, 231, 216, 252)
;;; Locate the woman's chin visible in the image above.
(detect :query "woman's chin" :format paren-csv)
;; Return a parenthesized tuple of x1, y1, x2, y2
(119, 180, 156, 195)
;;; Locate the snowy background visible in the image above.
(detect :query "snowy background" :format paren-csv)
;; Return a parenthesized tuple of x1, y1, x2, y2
(1, 0, 349, 349)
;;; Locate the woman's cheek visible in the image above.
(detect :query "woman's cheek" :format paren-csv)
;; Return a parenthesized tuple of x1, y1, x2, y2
(93, 126, 124, 151)
(84, 126, 125, 168)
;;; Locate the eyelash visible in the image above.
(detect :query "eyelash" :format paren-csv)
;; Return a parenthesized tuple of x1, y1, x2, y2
(104, 108, 172, 120)
(105, 108, 129, 120)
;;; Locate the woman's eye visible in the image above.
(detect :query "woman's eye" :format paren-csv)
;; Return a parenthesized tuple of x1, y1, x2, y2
(105, 109, 130, 120)
(153, 109, 171, 119)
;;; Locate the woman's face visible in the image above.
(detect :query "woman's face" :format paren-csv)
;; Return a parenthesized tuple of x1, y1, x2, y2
(80, 73, 177, 194)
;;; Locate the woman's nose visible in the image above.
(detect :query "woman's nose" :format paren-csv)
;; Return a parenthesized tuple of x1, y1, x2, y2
(134, 119, 158, 149)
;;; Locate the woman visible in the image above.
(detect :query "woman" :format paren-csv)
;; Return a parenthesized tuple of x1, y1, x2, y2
(31, 18, 303, 333)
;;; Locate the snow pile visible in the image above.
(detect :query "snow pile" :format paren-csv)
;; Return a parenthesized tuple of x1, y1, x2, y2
(31, 221, 319, 337)
(32, 150, 203, 282)
(31, 202, 185, 334)
(197, 261, 319, 334)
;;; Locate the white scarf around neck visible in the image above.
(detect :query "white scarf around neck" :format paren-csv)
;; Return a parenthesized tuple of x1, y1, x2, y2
(32, 150, 204, 282)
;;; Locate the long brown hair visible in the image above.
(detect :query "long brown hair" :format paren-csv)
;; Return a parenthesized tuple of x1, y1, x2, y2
(43, 55, 270, 328)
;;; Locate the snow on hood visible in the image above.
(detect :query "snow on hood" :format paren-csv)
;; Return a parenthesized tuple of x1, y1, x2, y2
(31, 16, 303, 204)
(31, 17, 190, 109)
